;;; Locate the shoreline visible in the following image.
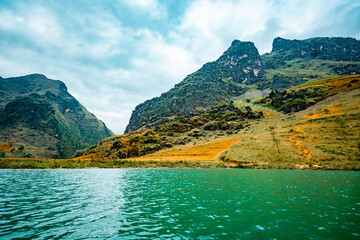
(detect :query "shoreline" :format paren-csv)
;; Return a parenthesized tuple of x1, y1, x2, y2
(0, 158, 359, 171)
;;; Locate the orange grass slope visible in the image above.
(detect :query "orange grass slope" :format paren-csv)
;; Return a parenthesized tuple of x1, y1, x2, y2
(133, 138, 239, 161)
(0, 143, 13, 151)
(290, 75, 360, 94)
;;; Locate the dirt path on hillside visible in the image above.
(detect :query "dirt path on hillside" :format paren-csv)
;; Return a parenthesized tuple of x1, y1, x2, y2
(288, 125, 311, 162)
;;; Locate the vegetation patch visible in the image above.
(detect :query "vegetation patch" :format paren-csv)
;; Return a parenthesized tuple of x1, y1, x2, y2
(76, 102, 264, 160)
(315, 145, 359, 156)
(257, 87, 326, 113)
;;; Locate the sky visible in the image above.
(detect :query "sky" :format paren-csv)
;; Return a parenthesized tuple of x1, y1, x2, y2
(0, 0, 359, 134)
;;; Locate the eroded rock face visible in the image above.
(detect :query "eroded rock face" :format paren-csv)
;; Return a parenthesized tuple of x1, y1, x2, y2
(215, 40, 264, 84)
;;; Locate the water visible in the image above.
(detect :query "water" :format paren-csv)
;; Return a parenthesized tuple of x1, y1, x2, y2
(0, 169, 359, 239)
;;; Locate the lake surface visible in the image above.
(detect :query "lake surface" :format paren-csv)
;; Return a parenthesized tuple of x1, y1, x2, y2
(0, 169, 359, 239)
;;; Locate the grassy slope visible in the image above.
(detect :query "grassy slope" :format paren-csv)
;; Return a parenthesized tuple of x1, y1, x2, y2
(219, 76, 360, 170)
(133, 138, 239, 161)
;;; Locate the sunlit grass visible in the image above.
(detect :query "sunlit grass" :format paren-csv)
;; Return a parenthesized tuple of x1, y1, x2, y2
(133, 138, 239, 161)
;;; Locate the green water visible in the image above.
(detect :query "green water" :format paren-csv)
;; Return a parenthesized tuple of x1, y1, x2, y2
(0, 169, 359, 239)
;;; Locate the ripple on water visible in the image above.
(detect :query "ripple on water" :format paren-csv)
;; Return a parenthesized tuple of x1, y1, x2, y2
(0, 169, 359, 239)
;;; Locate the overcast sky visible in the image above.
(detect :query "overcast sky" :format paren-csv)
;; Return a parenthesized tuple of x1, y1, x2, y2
(0, 0, 359, 134)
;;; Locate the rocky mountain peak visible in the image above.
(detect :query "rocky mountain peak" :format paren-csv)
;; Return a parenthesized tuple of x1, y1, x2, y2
(226, 40, 256, 53)
(125, 36, 360, 133)
(215, 40, 263, 84)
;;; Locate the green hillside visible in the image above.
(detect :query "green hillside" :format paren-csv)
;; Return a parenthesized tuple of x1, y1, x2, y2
(75, 102, 264, 160)
(0, 74, 114, 158)
(219, 75, 360, 170)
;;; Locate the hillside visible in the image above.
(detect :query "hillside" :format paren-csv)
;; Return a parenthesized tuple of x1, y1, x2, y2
(75, 102, 265, 160)
(257, 75, 360, 113)
(219, 75, 360, 170)
(70, 75, 360, 170)
(0, 74, 114, 158)
(126, 37, 360, 133)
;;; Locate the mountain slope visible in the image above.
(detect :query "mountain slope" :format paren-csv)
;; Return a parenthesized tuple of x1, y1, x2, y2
(125, 40, 264, 133)
(126, 37, 360, 133)
(76, 102, 264, 160)
(219, 75, 360, 170)
(0, 74, 114, 158)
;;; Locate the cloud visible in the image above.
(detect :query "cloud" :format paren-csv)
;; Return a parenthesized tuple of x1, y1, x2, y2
(172, 0, 360, 55)
(171, 0, 272, 61)
(123, 0, 167, 19)
(0, 1, 200, 134)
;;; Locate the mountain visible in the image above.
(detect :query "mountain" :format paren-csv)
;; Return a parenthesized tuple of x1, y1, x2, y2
(74, 74, 360, 170)
(126, 37, 360, 133)
(0, 74, 114, 158)
(271, 37, 360, 61)
(125, 40, 263, 133)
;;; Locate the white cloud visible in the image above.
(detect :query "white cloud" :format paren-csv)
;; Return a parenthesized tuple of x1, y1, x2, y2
(0, 5, 63, 48)
(123, 0, 166, 19)
(172, 0, 272, 59)
(168, 0, 360, 57)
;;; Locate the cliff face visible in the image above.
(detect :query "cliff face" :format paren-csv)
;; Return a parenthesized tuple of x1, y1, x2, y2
(0, 74, 114, 158)
(211, 40, 264, 84)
